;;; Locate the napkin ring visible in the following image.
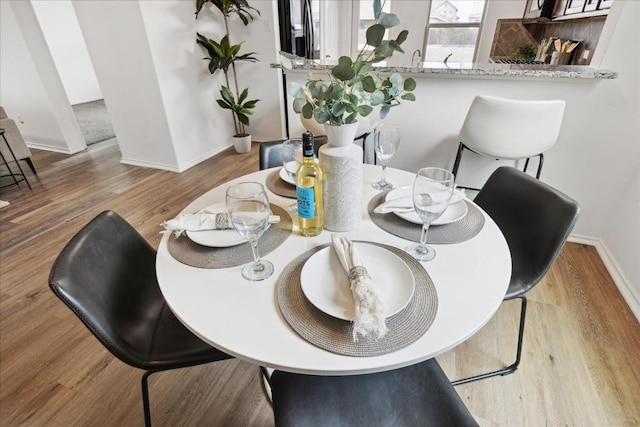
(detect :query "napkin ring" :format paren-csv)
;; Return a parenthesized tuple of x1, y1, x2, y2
(348, 266, 371, 284)
(215, 213, 231, 229)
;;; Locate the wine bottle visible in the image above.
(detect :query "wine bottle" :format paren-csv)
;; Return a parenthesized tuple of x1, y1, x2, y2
(296, 131, 323, 236)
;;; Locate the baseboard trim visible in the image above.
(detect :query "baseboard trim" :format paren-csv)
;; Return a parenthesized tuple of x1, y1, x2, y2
(120, 143, 237, 172)
(569, 234, 640, 323)
(119, 157, 181, 172)
(26, 141, 83, 154)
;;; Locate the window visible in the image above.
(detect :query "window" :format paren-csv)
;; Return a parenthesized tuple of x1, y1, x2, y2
(424, 0, 486, 63)
(321, 0, 487, 64)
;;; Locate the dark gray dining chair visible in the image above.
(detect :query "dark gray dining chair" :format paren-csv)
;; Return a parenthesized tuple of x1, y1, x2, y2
(267, 358, 478, 427)
(259, 136, 329, 170)
(49, 211, 233, 426)
(452, 166, 580, 385)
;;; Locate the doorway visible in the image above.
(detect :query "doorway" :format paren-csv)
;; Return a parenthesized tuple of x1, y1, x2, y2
(31, 0, 117, 148)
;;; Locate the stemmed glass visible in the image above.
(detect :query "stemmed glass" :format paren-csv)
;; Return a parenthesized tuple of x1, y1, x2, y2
(405, 168, 455, 262)
(372, 123, 401, 190)
(225, 182, 274, 281)
(281, 139, 303, 213)
(282, 138, 303, 183)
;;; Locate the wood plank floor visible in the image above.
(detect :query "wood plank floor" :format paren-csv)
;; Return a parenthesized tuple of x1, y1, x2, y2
(1, 139, 639, 426)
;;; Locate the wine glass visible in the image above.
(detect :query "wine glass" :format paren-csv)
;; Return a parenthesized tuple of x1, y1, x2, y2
(405, 168, 455, 262)
(281, 139, 303, 213)
(372, 123, 401, 190)
(225, 182, 274, 281)
(282, 138, 303, 183)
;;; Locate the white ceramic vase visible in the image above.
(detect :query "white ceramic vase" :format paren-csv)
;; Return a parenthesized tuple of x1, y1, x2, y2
(319, 122, 363, 232)
(232, 134, 251, 154)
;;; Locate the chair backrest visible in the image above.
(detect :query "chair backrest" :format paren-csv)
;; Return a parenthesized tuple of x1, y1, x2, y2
(459, 95, 566, 159)
(48, 211, 163, 369)
(475, 167, 580, 296)
(259, 136, 329, 170)
(259, 140, 285, 170)
(0, 106, 32, 160)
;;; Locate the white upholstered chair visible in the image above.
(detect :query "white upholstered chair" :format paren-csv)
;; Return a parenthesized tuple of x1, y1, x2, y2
(452, 95, 565, 191)
(0, 106, 36, 175)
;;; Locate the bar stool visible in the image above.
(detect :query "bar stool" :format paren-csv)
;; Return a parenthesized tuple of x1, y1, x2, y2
(452, 95, 566, 191)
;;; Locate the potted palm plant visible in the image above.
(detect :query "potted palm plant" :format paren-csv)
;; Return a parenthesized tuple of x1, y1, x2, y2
(196, 0, 260, 153)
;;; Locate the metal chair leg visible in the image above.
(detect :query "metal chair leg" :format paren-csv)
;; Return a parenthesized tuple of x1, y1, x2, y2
(535, 153, 544, 179)
(142, 370, 155, 427)
(452, 142, 465, 179)
(451, 295, 527, 386)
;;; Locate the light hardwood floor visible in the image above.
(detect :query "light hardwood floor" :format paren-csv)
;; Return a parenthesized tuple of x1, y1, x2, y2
(1, 139, 639, 426)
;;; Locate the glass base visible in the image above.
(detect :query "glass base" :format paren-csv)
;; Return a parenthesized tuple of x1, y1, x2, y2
(287, 203, 298, 214)
(405, 242, 436, 261)
(242, 260, 274, 281)
(372, 180, 393, 191)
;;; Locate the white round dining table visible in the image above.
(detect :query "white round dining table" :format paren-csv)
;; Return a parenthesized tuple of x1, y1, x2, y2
(156, 165, 511, 375)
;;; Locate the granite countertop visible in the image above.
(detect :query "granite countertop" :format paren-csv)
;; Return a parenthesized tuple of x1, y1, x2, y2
(271, 60, 617, 80)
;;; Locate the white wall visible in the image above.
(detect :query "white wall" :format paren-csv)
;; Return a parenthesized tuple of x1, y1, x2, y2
(31, 0, 102, 105)
(72, 0, 181, 171)
(0, 0, 85, 153)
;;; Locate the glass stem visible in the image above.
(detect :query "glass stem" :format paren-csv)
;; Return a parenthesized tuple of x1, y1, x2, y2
(419, 222, 430, 253)
(380, 163, 387, 183)
(250, 240, 264, 271)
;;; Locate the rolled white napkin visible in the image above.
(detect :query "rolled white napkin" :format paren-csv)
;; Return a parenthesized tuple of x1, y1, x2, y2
(374, 188, 466, 214)
(161, 211, 279, 237)
(331, 234, 387, 341)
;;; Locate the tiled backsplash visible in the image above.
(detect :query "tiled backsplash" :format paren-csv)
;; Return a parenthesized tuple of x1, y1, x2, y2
(490, 16, 606, 65)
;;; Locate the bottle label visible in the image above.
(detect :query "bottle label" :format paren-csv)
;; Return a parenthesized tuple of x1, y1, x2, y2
(297, 187, 315, 219)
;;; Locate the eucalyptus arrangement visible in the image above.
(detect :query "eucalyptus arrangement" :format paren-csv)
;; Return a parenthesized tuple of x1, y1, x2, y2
(196, 0, 260, 138)
(282, 0, 416, 126)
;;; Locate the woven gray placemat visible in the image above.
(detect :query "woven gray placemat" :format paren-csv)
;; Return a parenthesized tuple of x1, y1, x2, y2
(167, 204, 292, 269)
(368, 192, 485, 244)
(277, 242, 438, 357)
(265, 169, 297, 199)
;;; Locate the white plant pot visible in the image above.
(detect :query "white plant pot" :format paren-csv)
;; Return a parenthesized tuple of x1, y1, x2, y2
(232, 134, 251, 154)
(323, 122, 359, 147)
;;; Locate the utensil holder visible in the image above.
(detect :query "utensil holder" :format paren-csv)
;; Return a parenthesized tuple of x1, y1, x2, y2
(551, 52, 571, 65)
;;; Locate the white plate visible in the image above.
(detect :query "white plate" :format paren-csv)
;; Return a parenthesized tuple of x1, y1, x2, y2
(279, 166, 296, 185)
(185, 203, 245, 247)
(385, 186, 467, 225)
(300, 244, 415, 321)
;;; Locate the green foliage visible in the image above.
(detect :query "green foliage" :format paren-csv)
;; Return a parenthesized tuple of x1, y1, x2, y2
(195, 0, 260, 136)
(281, 0, 416, 125)
(216, 86, 259, 131)
(517, 45, 538, 61)
(196, 34, 258, 75)
(195, 0, 260, 24)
